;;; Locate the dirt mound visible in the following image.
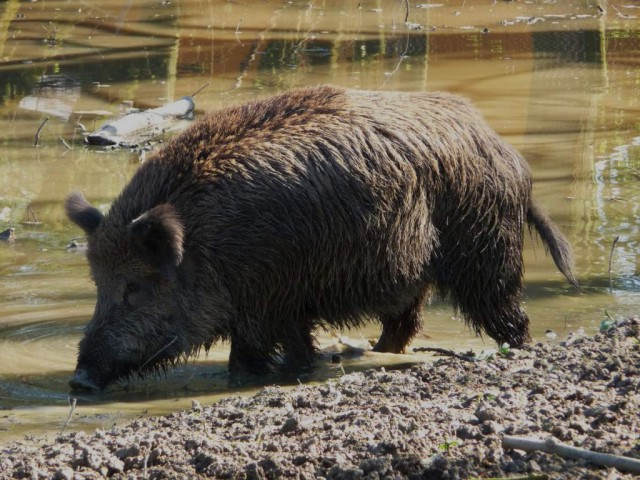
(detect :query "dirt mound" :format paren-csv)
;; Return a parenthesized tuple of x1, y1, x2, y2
(2, 319, 639, 479)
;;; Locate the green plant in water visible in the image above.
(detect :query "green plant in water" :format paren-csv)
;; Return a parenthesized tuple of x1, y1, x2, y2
(600, 310, 617, 332)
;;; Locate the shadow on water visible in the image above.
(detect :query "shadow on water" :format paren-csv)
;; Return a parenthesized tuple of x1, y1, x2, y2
(0, 345, 419, 409)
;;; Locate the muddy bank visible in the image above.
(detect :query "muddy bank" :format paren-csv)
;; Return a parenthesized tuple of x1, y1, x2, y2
(1, 319, 639, 479)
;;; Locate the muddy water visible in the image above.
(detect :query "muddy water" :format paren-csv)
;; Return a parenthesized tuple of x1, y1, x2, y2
(1, 0, 639, 442)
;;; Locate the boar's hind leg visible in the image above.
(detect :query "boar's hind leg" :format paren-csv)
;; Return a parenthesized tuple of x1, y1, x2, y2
(465, 297, 531, 348)
(373, 291, 427, 354)
(445, 242, 531, 348)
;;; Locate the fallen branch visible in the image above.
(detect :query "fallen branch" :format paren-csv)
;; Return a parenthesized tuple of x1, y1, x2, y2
(412, 346, 478, 362)
(34, 117, 49, 146)
(86, 96, 195, 147)
(503, 436, 640, 474)
(470, 475, 548, 480)
(59, 136, 72, 150)
(23, 204, 41, 225)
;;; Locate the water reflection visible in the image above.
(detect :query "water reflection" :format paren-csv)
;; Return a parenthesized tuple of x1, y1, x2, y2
(0, 0, 640, 442)
(593, 137, 640, 292)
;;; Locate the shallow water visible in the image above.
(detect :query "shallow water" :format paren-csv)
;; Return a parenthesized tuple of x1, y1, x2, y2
(1, 0, 639, 442)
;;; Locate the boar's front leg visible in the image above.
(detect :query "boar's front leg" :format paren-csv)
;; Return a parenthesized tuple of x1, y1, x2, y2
(281, 327, 316, 370)
(374, 291, 427, 354)
(228, 337, 273, 375)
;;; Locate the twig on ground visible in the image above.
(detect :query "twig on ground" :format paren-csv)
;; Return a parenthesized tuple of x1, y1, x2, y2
(412, 346, 478, 362)
(608, 235, 620, 293)
(34, 117, 49, 146)
(403, 0, 409, 23)
(503, 436, 640, 474)
(470, 475, 548, 480)
(59, 397, 77, 436)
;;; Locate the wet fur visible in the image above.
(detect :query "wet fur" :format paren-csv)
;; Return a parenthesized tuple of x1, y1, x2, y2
(69, 85, 577, 384)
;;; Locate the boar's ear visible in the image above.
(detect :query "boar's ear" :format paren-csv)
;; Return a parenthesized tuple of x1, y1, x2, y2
(128, 204, 184, 272)
(65, 192, 104, 235)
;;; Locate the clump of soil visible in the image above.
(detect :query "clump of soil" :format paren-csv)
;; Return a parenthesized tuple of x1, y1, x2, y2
(2, 319, 639, 479)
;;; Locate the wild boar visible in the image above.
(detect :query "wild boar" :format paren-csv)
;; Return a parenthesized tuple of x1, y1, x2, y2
(66, 85, 578, 391)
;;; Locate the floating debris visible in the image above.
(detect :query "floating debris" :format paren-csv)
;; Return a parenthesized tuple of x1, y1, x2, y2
(0, 227, 16, 242)
(19, 74, 81, 121)
(85, 97, 196, 148)
(66, 238, 88, 252)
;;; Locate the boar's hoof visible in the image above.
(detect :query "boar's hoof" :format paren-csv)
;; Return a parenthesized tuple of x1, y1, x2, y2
(69, 368, 101, 392)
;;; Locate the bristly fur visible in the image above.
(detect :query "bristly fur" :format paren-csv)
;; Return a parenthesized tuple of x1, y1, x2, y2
(68, 85, 578, 388)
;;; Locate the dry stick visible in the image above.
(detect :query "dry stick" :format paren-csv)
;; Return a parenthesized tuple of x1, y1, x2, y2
(470, 475, 548, 480)
(379, 31, 410, 89)
(471, 475, 547, 480)
(235, 17, 244, 44)
(59, 397, 77, 436)
(26, 204, 39, 223)
(59, 136, 72, 150)
(403, 0, 409, 23)
(608, 235, 620, 293)
(503, 436, 640, 475)
(87, 21, 100, 39)
(413, 346, 478, 362)
(191, 82, 210, 97)
(72, 114, 83, 148)
(34, 117, 49, 146)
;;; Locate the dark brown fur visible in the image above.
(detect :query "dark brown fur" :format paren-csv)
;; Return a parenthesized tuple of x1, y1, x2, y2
(66, 85, 578, 390)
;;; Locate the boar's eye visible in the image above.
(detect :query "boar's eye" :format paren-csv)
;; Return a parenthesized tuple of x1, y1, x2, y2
(123, 282, 141, 306)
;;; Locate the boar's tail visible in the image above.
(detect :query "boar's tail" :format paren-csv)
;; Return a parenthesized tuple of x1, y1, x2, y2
(527, 201, 580, 290)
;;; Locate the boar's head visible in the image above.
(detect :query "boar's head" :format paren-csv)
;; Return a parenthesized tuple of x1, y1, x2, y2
(66, 192, 189, 391)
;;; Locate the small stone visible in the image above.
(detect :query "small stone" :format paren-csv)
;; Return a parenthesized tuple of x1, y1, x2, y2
(569, 420, 589, 434)
(245, 462, 263, 480)
(52, 467, 74, 480)
(551, 425, 573, 441)
(456, 425, 482, 440)
(264, 442, 279, 452)
(480, 421, 501, 435)
(528, 460, 542, 472)
(280, 416, 301, 434)
(107, 456, 125, 473)
(115, 444, 140, 460)
(475, 405, 498, 422)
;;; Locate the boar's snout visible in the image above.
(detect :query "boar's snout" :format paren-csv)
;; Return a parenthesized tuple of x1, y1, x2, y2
(69, 368, 102, 392)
